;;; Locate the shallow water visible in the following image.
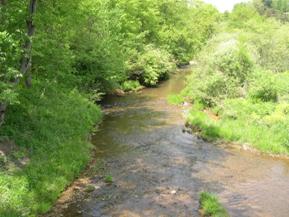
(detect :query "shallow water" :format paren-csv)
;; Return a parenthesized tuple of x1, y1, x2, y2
(50, 68, 289, 217)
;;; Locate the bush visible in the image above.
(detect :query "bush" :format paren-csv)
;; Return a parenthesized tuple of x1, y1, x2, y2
(183, 37, 253, 107)
(215, 45, 254, 84)
(248, 69, 278, 102)
(228, 3, 289, 73)
(131, 45, 176, 87)
(187, 72, 240, 107)
(249, 23, 289, 72)
(229, 2, 264, 29)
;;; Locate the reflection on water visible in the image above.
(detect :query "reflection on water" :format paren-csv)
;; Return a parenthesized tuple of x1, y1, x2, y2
(52, 67, 289, 217)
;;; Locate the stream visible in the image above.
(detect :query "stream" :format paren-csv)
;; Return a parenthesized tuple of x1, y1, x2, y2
(47, 67, 289, 217)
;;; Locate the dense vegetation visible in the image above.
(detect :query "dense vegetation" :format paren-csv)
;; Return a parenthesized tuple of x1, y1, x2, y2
(183, 1, 289, 155)
(254, 0, 289, 21)
(0, 0, 219, 216)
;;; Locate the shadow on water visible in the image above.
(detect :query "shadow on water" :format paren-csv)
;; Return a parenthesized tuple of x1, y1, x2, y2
(46, 68, 289, 217)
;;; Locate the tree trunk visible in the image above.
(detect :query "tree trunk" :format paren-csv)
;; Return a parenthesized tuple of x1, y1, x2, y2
(19, 0, 37, 87)
(0, 103, 7, 127)
(0, 0, 6, 127)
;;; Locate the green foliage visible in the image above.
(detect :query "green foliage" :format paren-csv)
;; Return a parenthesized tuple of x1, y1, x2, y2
(200, 192, 229, 217)
(229, 3, 263, 29)
(72, 0, 126, 92)
(104, 175, 113, 184)
(167, 94, 185, 105)
(183, 37, 253, 107)
(253, 0, 289, 21)
(186, 62, 289, 155)
(0, 0, 220, 216)
(272, 0, 289, 12)
(251, 24, 289, 72)
(248, 69, 278, 102)
(229, 3, 289, 73)
(215, 45, 253, 84)
(0, 82, 102, 216)
(188, 94, 289, 155)
(184, 4, 289, 156)
(0, 31, 21, 105)
(121, 80, 143, 92)
(136, 45, 176, 86)
(158, 2, 220, 64)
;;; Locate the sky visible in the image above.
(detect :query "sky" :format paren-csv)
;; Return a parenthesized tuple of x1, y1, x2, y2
(203, 0, 249, 12)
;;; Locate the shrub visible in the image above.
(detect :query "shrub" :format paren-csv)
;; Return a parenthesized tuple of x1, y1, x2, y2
(249, 24, 289, 72)
(183, 37, 253, 107)
(215, 45, 254, 84)
(248, 69, 278, 102)
(189, 72, 240, 107)
(229, 3, 262, 29)
(133, 45, 176, 87)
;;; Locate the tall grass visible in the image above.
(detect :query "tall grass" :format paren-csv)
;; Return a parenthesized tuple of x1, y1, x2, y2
(0, 81, 102, 216)
(200, 192, 229, 217)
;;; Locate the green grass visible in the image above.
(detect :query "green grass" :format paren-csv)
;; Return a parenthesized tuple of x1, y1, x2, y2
(104, 175, 113, 184)
(167, 94, 185, 105)
(0, 81, 102, 216)
(187, 99, 289, 155)
(200, 192, 229, 217)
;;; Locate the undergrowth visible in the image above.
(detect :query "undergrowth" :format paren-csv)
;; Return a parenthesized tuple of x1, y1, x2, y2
(0, 81, 102, 216)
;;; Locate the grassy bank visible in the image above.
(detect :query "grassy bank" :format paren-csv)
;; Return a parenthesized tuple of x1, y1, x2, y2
(200, 192, 229, 217)
(187, 93, 289, 155)
(182, 3, 289, 156)
(0, 82, 102, 216)
(185, 63, 289, 156)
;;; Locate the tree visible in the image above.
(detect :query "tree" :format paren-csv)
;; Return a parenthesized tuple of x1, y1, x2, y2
(19, 0, 37, 87)
(0, 0, 37, 127)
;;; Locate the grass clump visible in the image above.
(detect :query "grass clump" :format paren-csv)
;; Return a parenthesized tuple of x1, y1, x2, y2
(104, 175, 113, 184)
(200, 192, 229, 217)
(167, 94, 185, 105)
